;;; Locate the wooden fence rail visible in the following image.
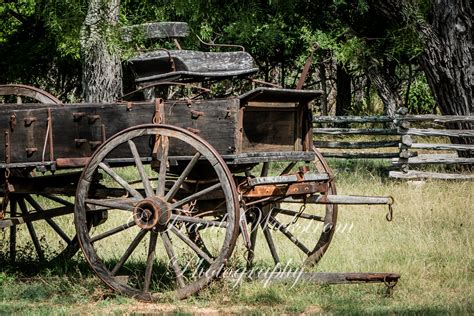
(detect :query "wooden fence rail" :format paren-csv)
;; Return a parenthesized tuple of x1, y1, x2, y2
(313, 109, 473, 180)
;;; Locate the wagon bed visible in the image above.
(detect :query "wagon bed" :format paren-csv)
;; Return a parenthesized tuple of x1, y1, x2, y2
(0, 88, 319, 170)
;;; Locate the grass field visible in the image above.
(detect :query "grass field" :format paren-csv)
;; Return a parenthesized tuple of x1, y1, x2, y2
(1, 160, 472, 314)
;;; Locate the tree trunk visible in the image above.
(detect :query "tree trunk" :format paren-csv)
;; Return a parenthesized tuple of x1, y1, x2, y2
(417, 0, 473, 158)
(367, 0, 473, 158)
(319, 62, 328, 116)
(335, 63, 351, 117)
(365, 60, 400, 118)
(80, 0, 122, 103)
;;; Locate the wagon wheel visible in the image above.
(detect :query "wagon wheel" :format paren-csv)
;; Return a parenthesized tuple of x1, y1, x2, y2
(242, 147, 338, 268)
(0, 84, 62, 104)
(75, 124, 239, 300)
(0, 86, 85, 265)
(0, 191, 84, 264)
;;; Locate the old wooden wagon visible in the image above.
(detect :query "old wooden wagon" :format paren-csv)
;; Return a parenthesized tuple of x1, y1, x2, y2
(0, 22, 396, 300)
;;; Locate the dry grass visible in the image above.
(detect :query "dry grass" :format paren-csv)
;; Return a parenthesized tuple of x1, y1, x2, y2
(0, 161, 473, 314)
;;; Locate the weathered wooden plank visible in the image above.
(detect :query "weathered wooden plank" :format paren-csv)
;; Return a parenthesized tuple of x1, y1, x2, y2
(0, 99, 240, 165)
(314, 128, 399, 135)
(313, 114, 474, 124)
(410, 143, 474, 151)
(314, 128, 474, 137)
(392, 154, 474, 165)
(224, 151, 316, 164)
(130, 50, 258, 83)
(314, 140, 399, 149)
(402, 114, 474, 123)
(313, 115, 392, 123)
(247, 173, 329, 186)
(283, 194, 393, 205)
(164, 98, 239, 155)
(121, 22, 189, 42)
(404, 128, 474, 137)
(389, 170, 474, 180)
(240, 88, 322, 103)
(320, 152, 403, 159)
(226, 271, 400, 285)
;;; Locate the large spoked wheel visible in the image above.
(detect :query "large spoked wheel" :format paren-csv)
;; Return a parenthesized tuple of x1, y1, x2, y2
(0, 191, 83, 264)
(243, 147, 338, 268)
(0, 84, 62, 104)
(0, 85, 83, 265)
(75, 124, 239, 300)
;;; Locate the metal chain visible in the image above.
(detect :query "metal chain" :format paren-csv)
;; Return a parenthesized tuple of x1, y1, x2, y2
(1, 168, 12, 220)
(274, 200, 307, 231)
(383, 276, 398, 297)
(386, 204, 393, 222)
(241, 205, 261, 265)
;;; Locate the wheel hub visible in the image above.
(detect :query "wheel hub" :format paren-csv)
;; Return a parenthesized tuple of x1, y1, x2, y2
(133, 197, 171, 231)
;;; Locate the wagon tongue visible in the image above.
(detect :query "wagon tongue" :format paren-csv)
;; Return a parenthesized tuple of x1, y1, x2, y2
(242, 171, 394, 221)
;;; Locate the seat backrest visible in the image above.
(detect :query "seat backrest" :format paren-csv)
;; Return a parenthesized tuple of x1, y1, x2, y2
(121, 22, 189, 42)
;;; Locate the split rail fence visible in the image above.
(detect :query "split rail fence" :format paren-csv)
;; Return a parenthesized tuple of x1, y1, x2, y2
(313, 108, 474, 180)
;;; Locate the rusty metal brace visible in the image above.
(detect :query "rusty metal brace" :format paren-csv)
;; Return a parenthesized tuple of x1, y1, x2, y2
(237, 188, 256, 261)
(152, 98, 166, 161)
(383, 275, 398, 297)
(41, 108, 54, 164)
(2, 130, 12, 220)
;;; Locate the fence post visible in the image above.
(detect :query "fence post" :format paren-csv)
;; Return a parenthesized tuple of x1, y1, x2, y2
(395, 107, 411, 173)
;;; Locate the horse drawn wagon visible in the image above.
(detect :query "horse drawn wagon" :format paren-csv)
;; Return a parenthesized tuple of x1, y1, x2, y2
(0, 22, 396, 300)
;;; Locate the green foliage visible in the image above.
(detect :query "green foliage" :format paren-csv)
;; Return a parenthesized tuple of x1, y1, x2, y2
(0, 0, 444, 111)
(406, 75, 437, 114)
(0, 0, 85, 100)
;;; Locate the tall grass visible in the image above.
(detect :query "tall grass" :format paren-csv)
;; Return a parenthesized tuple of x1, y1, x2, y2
(0, 159, 472, 314)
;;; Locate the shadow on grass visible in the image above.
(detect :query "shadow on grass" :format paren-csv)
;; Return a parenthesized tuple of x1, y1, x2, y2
(0, 254, 210, 294)
(328, 158, 391, 180)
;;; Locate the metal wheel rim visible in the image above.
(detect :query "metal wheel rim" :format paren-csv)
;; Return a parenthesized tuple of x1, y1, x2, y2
(74, 124, 239, 300)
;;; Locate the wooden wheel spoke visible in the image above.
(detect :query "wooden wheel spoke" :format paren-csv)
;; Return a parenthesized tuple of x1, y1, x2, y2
(169, 225, 213, 264)
(99, 162, 143, 199)
(128, 140, 154, 198)
(24, 195, 71, 244)
(143, 231, 158, 292)
(18, 198, 44, 261)
(260, 223, 280, 265)
(273, 207, 325, 222)
(85, 197, 136, 211)
(280, 162, 296, 176)
(246, 219, 259, 267)
(165, 152, 201, 202)
(90, 221, 137, 243)
(155, 136, 169, 196)
(45, 218, 71, 244)
(161, 232, 186, 288)
(40, 194, 73, 207)
(170, 214, 228, 228)
(260, 162, 269, 177)
(269, 216, 310, 254)
(9, 199, 17, 262)
(170, 183, 221, 210)
(111, 229, 147, 275)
